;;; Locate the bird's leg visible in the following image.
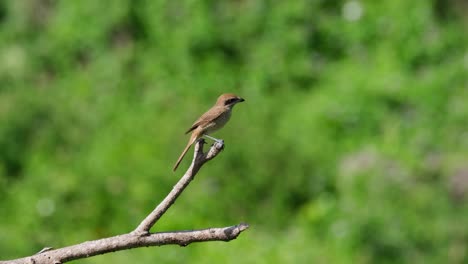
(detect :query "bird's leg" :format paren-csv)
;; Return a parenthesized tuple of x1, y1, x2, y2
(203, 134, 223, 144)
(203, 135, 224, 149)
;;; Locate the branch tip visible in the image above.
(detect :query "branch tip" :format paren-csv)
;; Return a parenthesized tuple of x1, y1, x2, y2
(237, 223, 249, 231)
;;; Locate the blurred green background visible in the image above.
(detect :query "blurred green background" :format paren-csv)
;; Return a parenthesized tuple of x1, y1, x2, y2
(1, 0, 467, 263)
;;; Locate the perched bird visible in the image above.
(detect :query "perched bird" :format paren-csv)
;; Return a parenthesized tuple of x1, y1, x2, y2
(173, 93, 245, 171)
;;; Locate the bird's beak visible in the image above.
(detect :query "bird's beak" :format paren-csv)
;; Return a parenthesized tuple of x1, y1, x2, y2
(237, 98, 245, 103)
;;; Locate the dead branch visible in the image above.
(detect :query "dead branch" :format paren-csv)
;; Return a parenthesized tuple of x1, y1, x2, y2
(1, 139, 248, 264)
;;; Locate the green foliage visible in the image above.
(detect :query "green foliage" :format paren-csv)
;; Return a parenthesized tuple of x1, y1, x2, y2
(1, 0, 467, 263)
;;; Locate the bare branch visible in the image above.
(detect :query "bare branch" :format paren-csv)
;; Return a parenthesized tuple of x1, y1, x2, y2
(1, 139, 248, 264)
(133, 139, 223, 234)
(1, 224, 249, 264)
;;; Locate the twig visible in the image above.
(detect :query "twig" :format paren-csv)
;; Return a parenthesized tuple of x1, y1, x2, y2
(133, 139, 222, 234)
(0, 139, 248, 264)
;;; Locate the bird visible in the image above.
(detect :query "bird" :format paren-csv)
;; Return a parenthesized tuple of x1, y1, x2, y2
(173, 93, 245, 171)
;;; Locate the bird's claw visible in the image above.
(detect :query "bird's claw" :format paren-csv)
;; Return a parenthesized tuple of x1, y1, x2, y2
(213, 139, 224, 150)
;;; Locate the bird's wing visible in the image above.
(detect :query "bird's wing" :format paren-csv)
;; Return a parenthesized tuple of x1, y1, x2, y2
(185, 106, 224, 134)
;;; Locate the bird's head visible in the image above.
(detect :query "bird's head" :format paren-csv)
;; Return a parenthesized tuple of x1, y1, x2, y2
(216, 93, 245, 108)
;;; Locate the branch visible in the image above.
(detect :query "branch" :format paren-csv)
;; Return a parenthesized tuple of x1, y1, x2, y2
(133, 139, 224, 234)
(1, 224, 249, 264)
(1, 139, 248, 264)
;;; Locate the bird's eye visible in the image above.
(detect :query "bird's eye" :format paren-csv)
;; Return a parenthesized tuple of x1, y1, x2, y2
(225, 98, 235, 105)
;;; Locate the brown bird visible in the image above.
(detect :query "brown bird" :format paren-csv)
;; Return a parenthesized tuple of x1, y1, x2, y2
(173, 93, 245, 171)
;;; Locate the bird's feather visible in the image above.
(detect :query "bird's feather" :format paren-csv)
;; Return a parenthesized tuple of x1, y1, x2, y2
(185, 106, 226, 134)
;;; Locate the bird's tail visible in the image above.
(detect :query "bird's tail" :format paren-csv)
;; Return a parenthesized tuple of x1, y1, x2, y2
(173, 134, 198, 172)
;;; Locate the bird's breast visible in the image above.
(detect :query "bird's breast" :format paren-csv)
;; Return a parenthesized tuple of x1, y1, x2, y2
(205, 109, 232, 134)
